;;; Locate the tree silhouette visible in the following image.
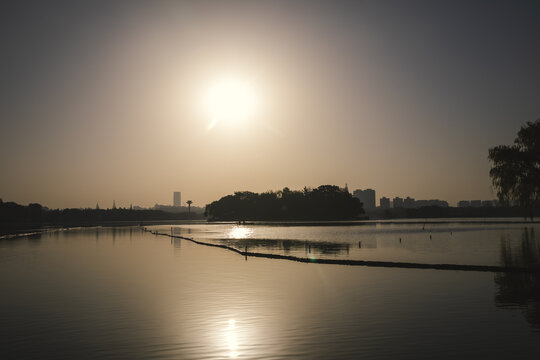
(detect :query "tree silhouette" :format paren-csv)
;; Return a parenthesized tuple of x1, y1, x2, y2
(186, 200, 193, 216)
(205, 185, 363, 221)
(488, 120, 540, 220)
(0, 201, 203, 234)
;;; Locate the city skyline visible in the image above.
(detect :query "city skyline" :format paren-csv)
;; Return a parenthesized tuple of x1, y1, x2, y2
(0, 184, 505, 209)
(1, 1, 539, 209)
(23, 187, 500, 210)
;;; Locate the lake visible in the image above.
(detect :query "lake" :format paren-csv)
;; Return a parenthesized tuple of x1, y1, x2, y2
(1, 220, 540, 359)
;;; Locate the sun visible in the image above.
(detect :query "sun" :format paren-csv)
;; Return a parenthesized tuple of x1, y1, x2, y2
(204, 77, 258, 129)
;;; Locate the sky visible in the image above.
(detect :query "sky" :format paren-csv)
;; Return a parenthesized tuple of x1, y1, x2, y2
(1, 0, 539, 209)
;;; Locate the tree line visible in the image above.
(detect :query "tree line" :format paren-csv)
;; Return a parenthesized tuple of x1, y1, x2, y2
(205, 185, 364, 221)
(0, 199, 202, 234)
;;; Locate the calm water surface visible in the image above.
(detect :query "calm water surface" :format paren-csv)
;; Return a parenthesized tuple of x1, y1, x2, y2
(155, 221, 540, 267)
(1, 222, 540, 359)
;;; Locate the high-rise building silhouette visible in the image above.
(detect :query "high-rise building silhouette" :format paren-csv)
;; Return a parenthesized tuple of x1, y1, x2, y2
(353, 189, 376, 210)
(393, 197, 404, 208)
(173, 192, 181, 207)
(380, 197, 390, 209)
(404, 196, 415, 208)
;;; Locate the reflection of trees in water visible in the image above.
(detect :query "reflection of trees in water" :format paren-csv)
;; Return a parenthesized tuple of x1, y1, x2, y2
(172, 227, 195, 236)
(495, 227, 540, 329)
(220, 238, 350, 256)
(27, 233, 43, 246)
(172, 238, 182, 249)
(0, 232, 43, 247)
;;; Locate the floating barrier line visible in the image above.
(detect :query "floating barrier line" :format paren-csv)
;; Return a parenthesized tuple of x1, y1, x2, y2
(144, 229, 540, 273)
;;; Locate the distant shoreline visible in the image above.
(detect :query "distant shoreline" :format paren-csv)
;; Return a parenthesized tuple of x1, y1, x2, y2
(2, 217, 538, 240)
(233, 218, 540, 226)
(0, 219, 207, 238)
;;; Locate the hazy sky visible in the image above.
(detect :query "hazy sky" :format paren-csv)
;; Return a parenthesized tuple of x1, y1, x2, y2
(1, 0, 539, 208)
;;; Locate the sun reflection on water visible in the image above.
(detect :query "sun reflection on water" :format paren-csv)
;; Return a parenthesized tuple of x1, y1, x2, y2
(228, 226, 253, 239)
(225, 319, 239, 358)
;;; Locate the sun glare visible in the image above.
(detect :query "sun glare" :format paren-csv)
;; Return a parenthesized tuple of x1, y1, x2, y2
(228, 226, 253, 239)
(225, 318, 239, 358)
(204, 77, 258, 129)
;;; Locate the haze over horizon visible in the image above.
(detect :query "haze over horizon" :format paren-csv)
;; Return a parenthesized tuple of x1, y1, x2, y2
(1, 0, 539, 209)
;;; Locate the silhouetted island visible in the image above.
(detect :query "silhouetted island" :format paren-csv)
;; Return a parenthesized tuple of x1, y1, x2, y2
(204, 185, 364, 221)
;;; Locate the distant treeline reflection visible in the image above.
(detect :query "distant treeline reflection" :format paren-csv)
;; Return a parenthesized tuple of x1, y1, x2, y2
(220, 238, 351, 256)
(205, 185, 364, 221)
(496, 227, 540, 329)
